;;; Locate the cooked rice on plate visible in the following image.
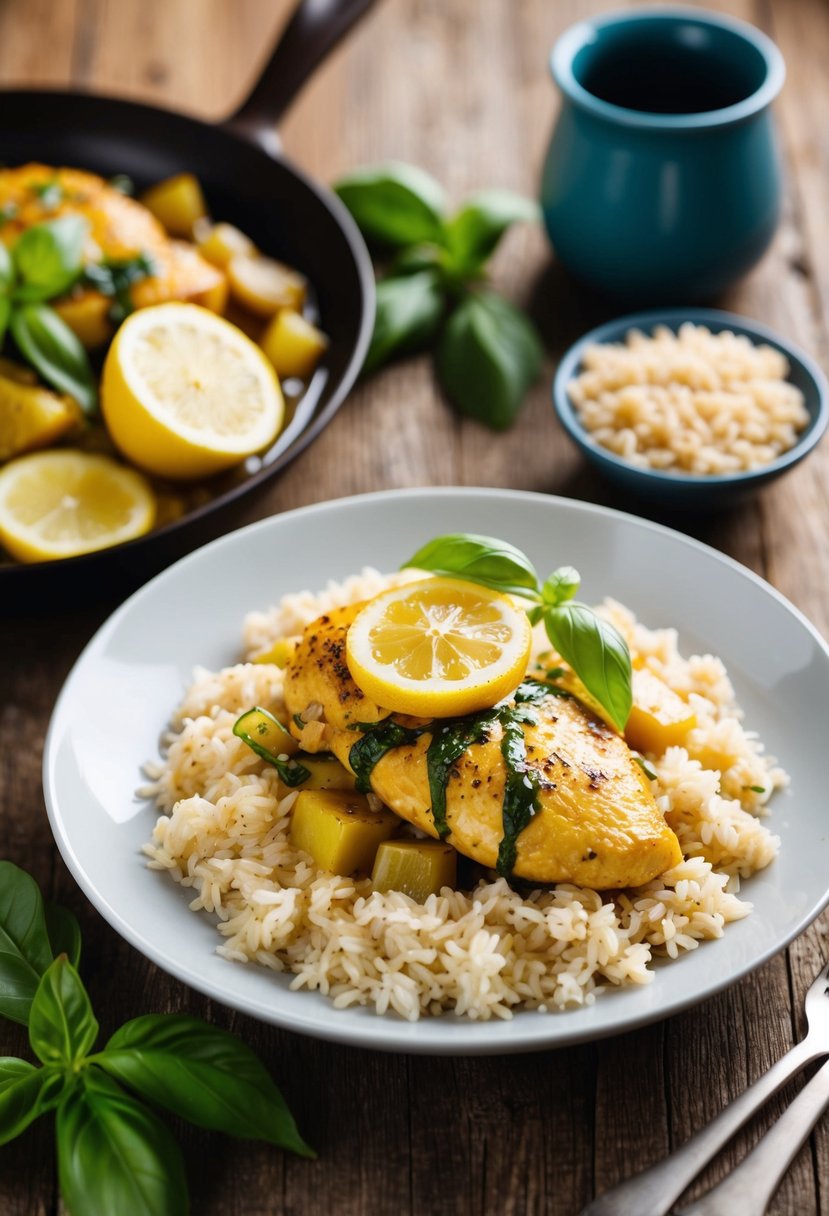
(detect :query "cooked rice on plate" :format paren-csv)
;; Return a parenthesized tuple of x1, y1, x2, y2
(142, 569, 784, 1022)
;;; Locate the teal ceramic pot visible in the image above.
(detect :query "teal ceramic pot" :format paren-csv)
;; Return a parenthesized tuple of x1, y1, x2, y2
(541, 8, 786, 302)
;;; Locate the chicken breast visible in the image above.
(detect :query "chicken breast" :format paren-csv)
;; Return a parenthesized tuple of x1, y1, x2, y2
(0, 164, 226, 343)
(283, 604, 682, 888)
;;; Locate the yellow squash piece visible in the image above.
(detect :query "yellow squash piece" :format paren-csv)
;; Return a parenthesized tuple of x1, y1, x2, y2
(53, 291, 114, 349)
(234, 706, 299, 758)
(260, 309, 328, 381)
(227, 253, 307, 317)
(196, 221, 256, 268)
(624, 668, 697, 755)
(294, 753, 357, 791)
(0, 375, 81, 461)
(140, 173, 207, 237)
(289, 789, 398, 875)
(252, 637, 298, 667)
(371, 839, 457, 902)
(284, 604, 683, 889)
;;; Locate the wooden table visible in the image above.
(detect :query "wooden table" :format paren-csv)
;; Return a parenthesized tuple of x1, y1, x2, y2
(3, 0, 829, 1212)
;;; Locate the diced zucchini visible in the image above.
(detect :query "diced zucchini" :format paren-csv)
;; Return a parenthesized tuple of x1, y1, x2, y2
(234, 705, 299, 757)
(289, 790, 398, 874)
(624, 669, 697, 755)
(371, 839, 457, 902)
(252, 637, 298, 668)
(294, 752, 357, 791)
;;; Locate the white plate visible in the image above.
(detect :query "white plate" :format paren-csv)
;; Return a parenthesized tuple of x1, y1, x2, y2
(43, 488, 829, 1055)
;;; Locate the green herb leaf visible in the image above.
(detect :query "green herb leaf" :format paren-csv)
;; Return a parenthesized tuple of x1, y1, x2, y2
(29, 956, 99, 1067)
(82, 252, 156, 324)
(45, 903, 82, 969)
(108, 174, 135, 196)
(57, 1069, 188, 1216)
(0, 1059, 64, 1147)
(98, 1013, 314, 1156)
(10, 303, 97, 413)
(444, 189, 539, 274)
(32, 179, 65, 211)
(0, 860, 54, 1026)
(436, 289, 542, 430)
(542, 566, 580, 606)
(335, 162, 446, 248)
(403, 533, 542, 599)
(0, 241, 14, 291)
(232, 708, 311, 787)
(390, 243, 443, 276)
(13, 216, 86, 302)
(544, 602, 632, 731)
(0, 297, 11, 351)
(364, 270, 444, 375)
(634, 754, 658, 782)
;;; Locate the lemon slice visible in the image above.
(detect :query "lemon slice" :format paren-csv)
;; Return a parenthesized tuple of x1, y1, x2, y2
(101, 303, 283, 480)
(0, 450, 156, 563)
(345, 577, 532, 717)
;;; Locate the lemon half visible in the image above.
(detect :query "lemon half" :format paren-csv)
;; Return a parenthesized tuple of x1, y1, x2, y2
(0, 450, 156, 563)
(101, 303, 283, 480)
(345, 577, 532, 717)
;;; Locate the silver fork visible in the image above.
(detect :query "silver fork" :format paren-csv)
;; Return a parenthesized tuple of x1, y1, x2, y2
(579, 958, 829, 1216)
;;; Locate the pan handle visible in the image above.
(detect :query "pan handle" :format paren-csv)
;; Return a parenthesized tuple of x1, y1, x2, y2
(226, 0, 376, 152)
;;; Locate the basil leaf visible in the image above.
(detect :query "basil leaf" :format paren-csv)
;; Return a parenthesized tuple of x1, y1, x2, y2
(10, 303, 97, 413)
(436, 290, 543, 430)
(542, 566, 580, 606)
(0, 241, 14, 290)
(0, 296, 10, 347)
(0, 860, 54, 1026)
(0, 1059, 64, 1146)
(390, 243, 442, 276)
(82, 253, 155, 324)
(98, 1013, 314, 1157)
(403, 533, 541, 600)
(543, 602, 632, 731)
(57, 1069, 188, 1216)
(29, 956, 98, 1066)
(364, 270, 444, 375)
(445, 189, 539, 273)
(13, 216, 86, 302)
(335, 162, 446, 248)
(45, 903, 82, 968)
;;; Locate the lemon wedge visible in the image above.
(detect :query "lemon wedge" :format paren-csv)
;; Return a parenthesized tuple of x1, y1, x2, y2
(101, 303, 283, 480)
(0, 450, 156, 563)
(345, 577, 532, 717)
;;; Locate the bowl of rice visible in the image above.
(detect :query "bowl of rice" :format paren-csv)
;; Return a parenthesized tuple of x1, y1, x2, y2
(553, 309, 829, 507)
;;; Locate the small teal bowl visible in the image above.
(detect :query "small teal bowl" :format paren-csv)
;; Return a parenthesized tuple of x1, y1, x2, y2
(553, 309, 829, 509)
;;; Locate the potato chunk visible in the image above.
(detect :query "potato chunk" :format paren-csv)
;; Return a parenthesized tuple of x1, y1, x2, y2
(289, 790, 398, 874)
(227, 253, 306, 316)
(141, 173, 207, 237)
(624, 668, 697, 755)
(196, 221, 256, 268)
(371, 840, 457, 902)
(261, 309, 328, 381)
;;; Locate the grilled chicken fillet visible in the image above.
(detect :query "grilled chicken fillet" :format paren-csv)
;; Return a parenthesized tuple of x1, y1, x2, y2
(283, 604, 682, 888)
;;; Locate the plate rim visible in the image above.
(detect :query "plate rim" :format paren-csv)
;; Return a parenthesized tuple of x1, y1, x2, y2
(43, 486, 829, 1054)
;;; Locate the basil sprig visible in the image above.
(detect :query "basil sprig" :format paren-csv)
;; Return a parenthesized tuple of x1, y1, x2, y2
(0, 861, 312, 1216)
(0, 216, 97, 412)
(335, 163, 542, 430)
(404, 533, 633, 731)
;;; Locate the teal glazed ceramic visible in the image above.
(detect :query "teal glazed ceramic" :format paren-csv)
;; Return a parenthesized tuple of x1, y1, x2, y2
(552, 309, 829, 509)
(541, 9, 786, 302)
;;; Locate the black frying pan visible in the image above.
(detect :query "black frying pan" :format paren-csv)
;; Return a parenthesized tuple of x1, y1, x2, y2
(1, 0, 376, 609)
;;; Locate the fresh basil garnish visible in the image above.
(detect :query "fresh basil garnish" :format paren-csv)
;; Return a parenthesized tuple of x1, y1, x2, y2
(335, 162, 542, 429)
(13, 215, 86, 302)
(444, 189, 540, 275)
(403, 533, 633, 731)
(0, 860, 312, 1211)
(364, 269, 445, 375)
(82, 252, 155, 324)
(9, 303, 97, 413)
(97, 1014, 313, 1156)
(405, 533, 542, 599)
(335, 162, 446, 248)
(57, 1069, 188, 1216)
(437, 289, 543, 430)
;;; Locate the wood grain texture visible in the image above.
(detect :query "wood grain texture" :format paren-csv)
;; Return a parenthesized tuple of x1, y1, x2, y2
(1, 0, 828, 1213)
